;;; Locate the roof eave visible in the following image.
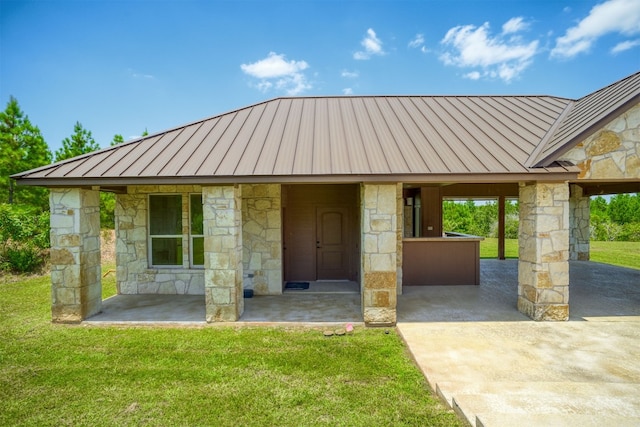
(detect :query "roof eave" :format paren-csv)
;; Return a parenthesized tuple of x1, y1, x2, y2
(14, 169, 580, 188)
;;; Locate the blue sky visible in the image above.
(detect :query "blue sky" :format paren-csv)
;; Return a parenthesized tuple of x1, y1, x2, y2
(1, 0, 639, 155)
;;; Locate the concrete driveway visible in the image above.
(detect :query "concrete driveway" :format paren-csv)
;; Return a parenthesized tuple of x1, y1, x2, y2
(397, 261, 640, 426)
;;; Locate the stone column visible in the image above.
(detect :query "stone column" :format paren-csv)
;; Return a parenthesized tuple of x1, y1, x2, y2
(203, 185, 243, 322)
(518, 182, 570, 321)
(361, 184, 398, 326)
(569, 184, 590, 261)
(49, 188, 102, 323)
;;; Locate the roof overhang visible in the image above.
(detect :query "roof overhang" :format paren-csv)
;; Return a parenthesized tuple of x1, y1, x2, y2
(14, 168, 580, 189)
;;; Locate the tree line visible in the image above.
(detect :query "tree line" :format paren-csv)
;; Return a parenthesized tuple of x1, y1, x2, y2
(0, 96, 146, 272)
(443, 195, 640, 242)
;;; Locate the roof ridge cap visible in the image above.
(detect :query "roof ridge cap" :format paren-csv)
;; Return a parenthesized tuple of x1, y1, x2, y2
(525, 100, 576, 168)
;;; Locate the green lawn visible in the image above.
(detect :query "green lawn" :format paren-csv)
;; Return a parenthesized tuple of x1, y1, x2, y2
(0, 265, 462, 427)
(480, 238, 519, 259)
(590, 240, 640, 270)
(480, 238, 640, 270)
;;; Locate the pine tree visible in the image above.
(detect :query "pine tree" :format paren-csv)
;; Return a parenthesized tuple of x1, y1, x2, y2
(55, 121, 100, 162)
(110, 134, 124, 146)
(0, 96, 52, 209)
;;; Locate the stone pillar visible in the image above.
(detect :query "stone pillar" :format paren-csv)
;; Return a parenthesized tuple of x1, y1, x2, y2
(518, 182, 570, 321)
(203, 185, 243, 322)
(569, 184, 590, 261)
(361, 184, 398, 326)
(49, 188, 102, 323)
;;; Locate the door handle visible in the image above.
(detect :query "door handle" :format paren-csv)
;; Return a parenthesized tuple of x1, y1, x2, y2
(316, 241, 321, 248)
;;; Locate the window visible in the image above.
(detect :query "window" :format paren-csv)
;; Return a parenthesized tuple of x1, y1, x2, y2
(190, 194, 204, 266)
(148, 194, 204, 268)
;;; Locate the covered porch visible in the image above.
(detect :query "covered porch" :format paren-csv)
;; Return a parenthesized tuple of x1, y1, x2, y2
(83, 260, 640, 324)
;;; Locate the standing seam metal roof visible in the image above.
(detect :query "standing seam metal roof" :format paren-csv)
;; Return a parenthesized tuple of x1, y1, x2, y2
(13, 72, 639, 185)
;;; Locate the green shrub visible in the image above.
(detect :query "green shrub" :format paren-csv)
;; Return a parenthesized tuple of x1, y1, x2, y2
(1, 243, 45, 273)
(0, 204, 50, 273)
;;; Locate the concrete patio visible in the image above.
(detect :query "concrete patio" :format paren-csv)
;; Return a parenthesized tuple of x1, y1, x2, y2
(86, 260, 640, 324)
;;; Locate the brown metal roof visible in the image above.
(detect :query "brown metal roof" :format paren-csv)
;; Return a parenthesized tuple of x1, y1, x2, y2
(14, 92, 587, 186)
(531, 71, 640, 167)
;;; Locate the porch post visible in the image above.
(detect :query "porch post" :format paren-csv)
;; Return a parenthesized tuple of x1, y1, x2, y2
(517, 182, 570, 321)
(49, 188, 102, 323)
(203, 185, 244, 322)
(361, 184, 398, 326)
(569, 184, 590, 261)
(498, 195, 506, 260)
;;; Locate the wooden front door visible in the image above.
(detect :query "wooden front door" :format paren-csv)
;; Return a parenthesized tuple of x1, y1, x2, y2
(316, 207, 349, 280)
(283, 185, 359, 282)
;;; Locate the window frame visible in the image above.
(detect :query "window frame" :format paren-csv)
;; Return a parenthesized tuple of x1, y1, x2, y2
(189, 193, 205, 269)
(147, 193, 205, 269)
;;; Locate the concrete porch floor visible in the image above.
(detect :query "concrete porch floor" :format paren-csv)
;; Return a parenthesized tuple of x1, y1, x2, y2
(86, 260, 640, 324)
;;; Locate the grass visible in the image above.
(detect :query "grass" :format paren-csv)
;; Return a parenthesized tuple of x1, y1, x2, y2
(480, 238, 640, 270)
(590, 241, 640, 270)
(480, 238, 519, 259)
(0, 266, 462, 427)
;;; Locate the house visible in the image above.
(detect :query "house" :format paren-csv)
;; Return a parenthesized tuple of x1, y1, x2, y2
(13, 71, 640, 325)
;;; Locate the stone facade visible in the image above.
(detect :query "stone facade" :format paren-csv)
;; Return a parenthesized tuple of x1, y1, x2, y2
(241, 184, 283, 295)
(115, 185, 205, 295)
(50, 188, 102, 323)
(560, 103, 640, 180)
(203, 185, 244, 322)
(518, 182, 570, 321)
(569, 184, 590, 261)
(396, 183, 404, 295)
(361, 184, 398, 326)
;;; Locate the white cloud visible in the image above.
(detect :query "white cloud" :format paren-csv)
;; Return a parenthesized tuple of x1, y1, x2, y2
(551, 0, 640, 58)
(343, 88, 354, 95)
(611, 38, 640, 53)
(354, 28, 385, 60)
(408, 33, 425, 48)
(464, 71, 482, 80)
(341, 70, 359, 78)
(439, 19, 538, 83)
(240, 52, 311, 95)
(129, 69, 156, 80)
(502, 17, 528, 34)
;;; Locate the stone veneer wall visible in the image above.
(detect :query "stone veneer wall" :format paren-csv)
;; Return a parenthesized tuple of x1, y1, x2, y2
(241, 184, 283, 295)
(518, 182, 570, 321)
(50, 188, 102, 322)
(361, 184, 398, 326)
(396, 183, 403, 295)
(203, 185, 244, 322)
(560, 103, 640, 180)
(115, 185, 205, 295)
(569, 184, 590, 261)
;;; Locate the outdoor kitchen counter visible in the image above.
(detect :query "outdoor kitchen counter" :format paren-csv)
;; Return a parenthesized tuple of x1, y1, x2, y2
(402, 233, 483, 286)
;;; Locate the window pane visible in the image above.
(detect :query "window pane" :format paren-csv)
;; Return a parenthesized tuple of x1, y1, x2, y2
(151, 238, 183, 265)
(190, 194, 203, 235)
(150, 195, 182, 235)
(192, 237, 204, 266)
